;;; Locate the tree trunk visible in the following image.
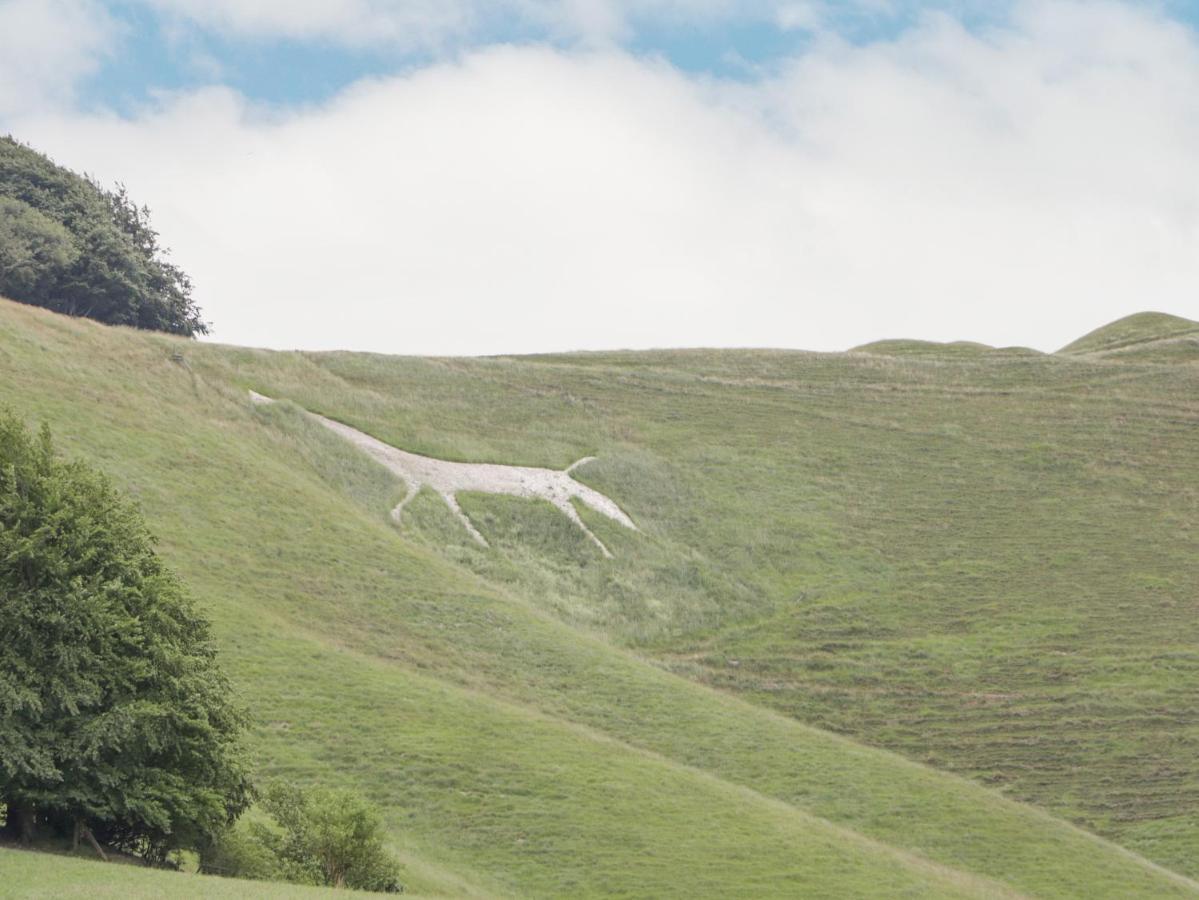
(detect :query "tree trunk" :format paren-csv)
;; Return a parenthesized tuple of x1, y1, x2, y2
(72, 819, 82, 853)
(81, 824, 108, 862)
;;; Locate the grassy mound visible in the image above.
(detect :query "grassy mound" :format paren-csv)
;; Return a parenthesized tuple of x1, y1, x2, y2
(1060, 311, 1199, 357)
(851, 339, 1042, 359)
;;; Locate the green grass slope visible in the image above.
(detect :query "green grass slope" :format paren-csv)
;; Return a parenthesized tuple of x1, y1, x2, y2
(206, 321, 1199, 872)
(0, 299, 1195, 897)
(197, 321, 1198, 876)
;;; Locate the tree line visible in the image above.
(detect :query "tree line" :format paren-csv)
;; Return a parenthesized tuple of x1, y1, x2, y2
(0, 136, 207, 337)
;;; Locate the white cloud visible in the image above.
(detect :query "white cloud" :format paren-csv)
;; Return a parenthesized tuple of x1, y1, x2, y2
(0, 0, 117, 118)
(777, 3, 825, 31)
(8, 0, 1199, 354)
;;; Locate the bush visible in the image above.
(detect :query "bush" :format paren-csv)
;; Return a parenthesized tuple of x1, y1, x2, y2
(0, 409, 250, 862)
(202, 782, 403, 893)
(0, 136, 207, 336)
(199, 819, 282, 882)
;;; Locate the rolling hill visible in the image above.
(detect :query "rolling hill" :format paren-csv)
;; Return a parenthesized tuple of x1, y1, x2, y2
(1059, 311, 1199, 362)
(1, 299, 1196, 897)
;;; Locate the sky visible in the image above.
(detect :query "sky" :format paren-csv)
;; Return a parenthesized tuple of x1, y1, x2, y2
(1, 0, 1198, 355)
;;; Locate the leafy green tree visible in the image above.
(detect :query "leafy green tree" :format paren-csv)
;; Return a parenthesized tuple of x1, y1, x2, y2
(0, 409, 248, 862)
(0, 136, 207, 336)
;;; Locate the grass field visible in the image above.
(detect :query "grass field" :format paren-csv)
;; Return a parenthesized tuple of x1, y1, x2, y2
(0, 847, 372, 898)
(1, 298, 1195, 897)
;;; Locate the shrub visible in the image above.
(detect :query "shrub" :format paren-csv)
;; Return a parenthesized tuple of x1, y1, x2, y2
(198, 819, 282, 882)
(202, 782, 403, 893)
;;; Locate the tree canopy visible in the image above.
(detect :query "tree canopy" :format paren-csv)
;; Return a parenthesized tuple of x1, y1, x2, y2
(0, 136, 207, 336)
(0, 409, 248, 861)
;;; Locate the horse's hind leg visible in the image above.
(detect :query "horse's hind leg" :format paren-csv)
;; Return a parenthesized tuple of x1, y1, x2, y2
(440, 492, 490, 548)
(554, 499, 613, 558)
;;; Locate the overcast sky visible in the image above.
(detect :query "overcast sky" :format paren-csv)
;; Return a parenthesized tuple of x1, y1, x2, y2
(2, 0, 1198, 355)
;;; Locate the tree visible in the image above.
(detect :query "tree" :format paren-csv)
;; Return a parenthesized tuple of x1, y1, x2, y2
(0, 409, 249, 862)
(0, 136, 207, 337)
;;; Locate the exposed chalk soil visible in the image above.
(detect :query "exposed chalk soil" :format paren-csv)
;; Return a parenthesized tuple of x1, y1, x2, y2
(250, 391, 637, 556)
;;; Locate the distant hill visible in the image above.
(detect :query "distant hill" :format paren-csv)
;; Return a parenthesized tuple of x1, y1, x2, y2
(1060, 311, 1199, 360)
(851, 338, 1044, 359)
(1, 298, 1196, 897)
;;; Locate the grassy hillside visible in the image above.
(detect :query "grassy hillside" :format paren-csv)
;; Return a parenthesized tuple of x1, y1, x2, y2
(1, 298, 1196, 897)
(208, 312, 1199, 875)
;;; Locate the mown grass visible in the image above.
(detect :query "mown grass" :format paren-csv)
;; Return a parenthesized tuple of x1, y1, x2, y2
(0, 299, 1196, 897)
(0, 847, 374, 898)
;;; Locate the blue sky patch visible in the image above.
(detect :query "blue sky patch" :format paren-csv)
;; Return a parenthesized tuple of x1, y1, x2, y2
(76, 1, 1199, 114)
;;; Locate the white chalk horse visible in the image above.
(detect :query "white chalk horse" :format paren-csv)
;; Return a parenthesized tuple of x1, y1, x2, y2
(251, 392, 637, 557)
